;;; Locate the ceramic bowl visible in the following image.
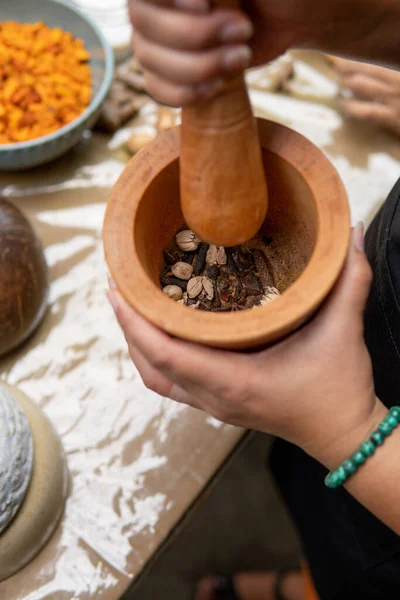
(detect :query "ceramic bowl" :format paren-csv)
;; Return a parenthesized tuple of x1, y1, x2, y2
(103, 119, 350, 350)
(0, 0, 114, 171)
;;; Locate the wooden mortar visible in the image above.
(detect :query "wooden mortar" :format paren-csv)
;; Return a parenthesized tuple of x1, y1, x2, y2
(103, 118, 350, 350)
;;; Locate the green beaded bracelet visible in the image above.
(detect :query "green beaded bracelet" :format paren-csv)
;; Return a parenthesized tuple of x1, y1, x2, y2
(325, 406, 400, 489)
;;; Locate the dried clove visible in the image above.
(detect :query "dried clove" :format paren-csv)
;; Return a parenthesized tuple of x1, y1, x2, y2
(163, 248, 181, 265)
(160, 274, 187, 291)
(206, 264, 220, 281)
(225, 248, 238, 274)
(181, 251, 195, 264)
(193, 242, 209, 276)
(160, 228, 280, 313)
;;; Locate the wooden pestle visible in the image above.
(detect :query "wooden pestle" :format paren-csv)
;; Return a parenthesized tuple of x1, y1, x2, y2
(180, 1, 268, 247)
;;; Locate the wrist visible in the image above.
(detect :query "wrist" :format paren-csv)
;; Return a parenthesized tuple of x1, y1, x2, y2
(309, 397, 388, 470)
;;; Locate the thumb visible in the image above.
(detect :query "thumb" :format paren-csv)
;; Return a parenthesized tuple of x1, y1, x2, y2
(321, 223, 373, 328)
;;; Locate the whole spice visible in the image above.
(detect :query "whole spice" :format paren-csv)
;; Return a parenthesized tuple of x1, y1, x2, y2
(187, 276, 203, 299)
(181, 251, 195, 264)
(159, 274, 187, 291)
(206, 264, 219, 281)
(162, 285, 183, 300)
(225, 248, 238, 274)
(171, 261, 193, 280)
(193, 242, 209, 276)
(0, 21, 92, 144)
(176, 230, 200, 252)
(163, 248, 181, 265)
(202, 277, 214, 301)
(161, 227, 281, 312)
(187, 276, 214, 300)
(206, 245, 227, 266)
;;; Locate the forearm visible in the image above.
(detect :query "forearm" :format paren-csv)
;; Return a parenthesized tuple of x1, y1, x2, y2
(307, 0, 400, 70)
(316, 398, 400, 534)
(345, 422, 400, 535)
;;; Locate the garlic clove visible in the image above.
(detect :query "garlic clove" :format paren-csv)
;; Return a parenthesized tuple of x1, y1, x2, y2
(163, 285, 183, 300)
(176, 230, 200, 252)
(187, 276, 203, 298)
(171, 261, 193, 280)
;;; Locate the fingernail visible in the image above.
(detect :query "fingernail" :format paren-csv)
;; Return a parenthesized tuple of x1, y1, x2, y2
(197, 78, 225, 98)
(220, 20, 254, 43)
(353, 221, 365, 251)
(174, 0, 209, 13)
(107, 290, 120, 313)
(223, 45, 252, 71)
(107, 274, 116, 290)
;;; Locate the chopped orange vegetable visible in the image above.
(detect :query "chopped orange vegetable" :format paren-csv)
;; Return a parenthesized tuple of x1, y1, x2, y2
(0, 21, 92, 144)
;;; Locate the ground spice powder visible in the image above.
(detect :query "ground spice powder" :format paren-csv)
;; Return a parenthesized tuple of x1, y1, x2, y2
(0, 21, 92, 144)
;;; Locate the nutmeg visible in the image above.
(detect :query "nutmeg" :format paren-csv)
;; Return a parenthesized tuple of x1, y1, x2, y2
(0, 199, 49, 357)
(163, 285, 183, 301)
(171, 261, 193, 280)
(176, 230, 200, 252)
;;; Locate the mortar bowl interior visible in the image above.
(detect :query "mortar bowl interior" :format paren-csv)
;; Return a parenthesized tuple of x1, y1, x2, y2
(103, 118, 350, 350)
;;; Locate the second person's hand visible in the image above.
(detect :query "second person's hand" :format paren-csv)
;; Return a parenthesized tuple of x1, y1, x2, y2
(332, 57, 400, 136)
